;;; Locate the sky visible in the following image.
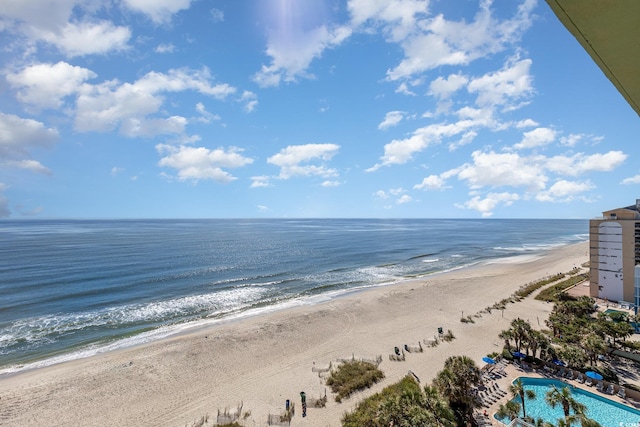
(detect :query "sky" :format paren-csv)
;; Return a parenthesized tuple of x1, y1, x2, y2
(1, 0, 639, 219)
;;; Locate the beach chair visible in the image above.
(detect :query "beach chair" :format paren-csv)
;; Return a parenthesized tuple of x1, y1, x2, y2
(618, 387, 626, 399)
(586, 377, 593, 387)
(576, 374, 584, 383)
(605, 384, 614, 394)
(595, 381, 604, 392)
(565, 370, 574, 380)
(557, 368, 565, 377)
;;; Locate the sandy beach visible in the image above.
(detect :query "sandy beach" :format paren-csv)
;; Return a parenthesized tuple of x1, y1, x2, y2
(0, 242, 589, 427)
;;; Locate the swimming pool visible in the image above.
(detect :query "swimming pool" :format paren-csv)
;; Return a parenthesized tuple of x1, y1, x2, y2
(604, 309, 640, 332)
(495, 377, 640, 427)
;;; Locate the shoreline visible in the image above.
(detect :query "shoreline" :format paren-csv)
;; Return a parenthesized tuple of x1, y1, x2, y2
(0, 248, 552, 377)
(0, 241, 589, 427)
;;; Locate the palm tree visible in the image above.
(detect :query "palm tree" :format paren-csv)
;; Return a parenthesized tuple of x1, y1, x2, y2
(433, 356, 481, 424)
(496, 400, 520, 421)
(580, 333, 607, 366)
(509, 378, 536, 419)
(422, 386, 457, 427)
(545, 385, 586, 423)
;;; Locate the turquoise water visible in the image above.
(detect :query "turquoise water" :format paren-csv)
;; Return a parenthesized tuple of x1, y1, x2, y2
(496, 377, 640, 426)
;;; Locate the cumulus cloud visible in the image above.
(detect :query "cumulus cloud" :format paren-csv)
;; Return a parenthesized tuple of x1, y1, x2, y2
(378, 111, 404, 130)
(240, 91, 258, 112)
(467, 58, 533, 108)
(535, 179, 594, 202)
(122, 0, 193, 24)
(75, 68, 235, 136)
(514, 127, 557, 150)
(156, 144, 254, 183)
(251, 176, 272, 188)
(377, 0, 535, 81)
(397, 194, 412, 204)
(155, 43, 175, 53)
(545, 151, 627, 176)
(622, 175, 640, 185)
(6, 61, 96, 109)
(253, 24, 351, 87)
(414, 174, 449, 191)
(267, 143, 340, 179)
(456, 192, 520, 217)
(429, 73, 469, 100)
(0, 113, 58, 168)
(456, 150, 547, 192)
(0, 0, 131, 56)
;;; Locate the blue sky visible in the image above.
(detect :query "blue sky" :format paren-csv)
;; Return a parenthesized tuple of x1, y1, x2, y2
(1, 0, 639, 219)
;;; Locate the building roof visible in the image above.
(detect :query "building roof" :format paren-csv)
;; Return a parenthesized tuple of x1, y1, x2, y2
(546, 1, 640, 116)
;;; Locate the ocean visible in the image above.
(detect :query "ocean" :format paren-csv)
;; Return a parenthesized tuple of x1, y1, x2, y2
(0, 218, 587, 374)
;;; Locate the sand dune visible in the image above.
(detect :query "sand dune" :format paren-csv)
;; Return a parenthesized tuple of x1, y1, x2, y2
(0, 242, 588, 427)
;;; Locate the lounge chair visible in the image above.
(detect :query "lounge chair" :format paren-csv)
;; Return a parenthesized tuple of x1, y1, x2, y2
(576, 374, 584, 383)
(618, 387, 626, 399)
(565, 370, 574, 380)
(596, 381, 604, 392)
(586, 377, 593, 387)
(605, 384, 614, 394)
(557, 368, 565, 377)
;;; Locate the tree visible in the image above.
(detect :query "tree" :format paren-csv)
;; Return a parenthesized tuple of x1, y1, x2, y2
(509, 378, 536, 419)
(496, 400, 521, 421)
(433, 356, 481, 425)
(580, 333, 607, 366)
(545, 385, 586, 423)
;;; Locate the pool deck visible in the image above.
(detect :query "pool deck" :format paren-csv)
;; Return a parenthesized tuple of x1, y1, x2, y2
(475, 359, 640, 426)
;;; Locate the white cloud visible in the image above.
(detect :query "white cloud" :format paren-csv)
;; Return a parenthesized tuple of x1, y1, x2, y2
(0, 113, 58, 167)
(12, 159, 52, 175)
(156, 144, 254, 183)
(467, 58, 533, 108)
(560, 133, 583, 147)
(514, 127, 557, 150)
(111, 167, 124, 176)
(545, 151, 628, 176)
(535, 180, 594, 202)
(384, 0, 535, 81)
(155, 43, 175, 53)
(395, 82, 416, 96)
(456, 150, 547, 192)
(457, 192, 520, 217)
(7, 62, 96, 109)
(194, 103, 221, 124)
(321, 180, 341, 187)
(374, 190, 389, 199)
(267, 144, 340, 179)
(397, 194, 412, 204)
(251, 176, 272, 188)
(210, 8, 224, 23)
(378, 111, 404, 130)
(0, 0, 131, 56)
(429, 73, 469, 100)
(253, 23, 352, 87)
(368, 119, 479, 170)
(75, 68, 236, 135)
(514, 118, 538, 128)
(240, 91, 258, 112)
(414, 174, 449, 191)
(348, 0, 428, 41)
(122, 0, 193, 24)
(622, 175, 640, 185)
(38, 21, 131, 56)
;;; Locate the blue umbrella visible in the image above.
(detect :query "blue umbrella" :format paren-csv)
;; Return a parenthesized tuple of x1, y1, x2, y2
(482, 356, 496, 365)
(585, 371, 603, 380)
(512, 351, 526, 358)
(553, 359, 566, 366)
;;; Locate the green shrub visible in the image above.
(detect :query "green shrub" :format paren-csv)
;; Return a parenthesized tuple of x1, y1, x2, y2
(326, 360, 384, 402)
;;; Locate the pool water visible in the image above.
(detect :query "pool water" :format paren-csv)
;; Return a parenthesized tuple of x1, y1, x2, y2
(495, 377, 640, 427)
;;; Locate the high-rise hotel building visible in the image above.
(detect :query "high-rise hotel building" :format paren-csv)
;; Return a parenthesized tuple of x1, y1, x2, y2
(589, 200, 640, 312)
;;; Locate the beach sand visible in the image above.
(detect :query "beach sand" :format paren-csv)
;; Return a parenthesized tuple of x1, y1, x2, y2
(0, 242, 588, 427)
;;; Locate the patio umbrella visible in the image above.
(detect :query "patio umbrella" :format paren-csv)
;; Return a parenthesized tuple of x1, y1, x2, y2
(585, 371, 603, 380)
(512, 351, 526, 358)
(553, 359, 566, 366)
(482, 356, 496, 365)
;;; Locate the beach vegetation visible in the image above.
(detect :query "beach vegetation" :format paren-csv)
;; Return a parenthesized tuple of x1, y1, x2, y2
(508, 378, 536, 419)
(433, 355, 481, 425)
(326, 360, 384, 403)
(442, 329, 455, 341)
(535, 273, 589, 302)
(342, 376, 456, 427)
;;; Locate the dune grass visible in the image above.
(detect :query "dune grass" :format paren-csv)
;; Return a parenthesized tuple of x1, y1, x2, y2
(326, 360, 385, 402)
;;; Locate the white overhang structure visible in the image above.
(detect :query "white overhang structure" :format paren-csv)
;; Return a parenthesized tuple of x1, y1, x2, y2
(546, 0, 640, 116)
